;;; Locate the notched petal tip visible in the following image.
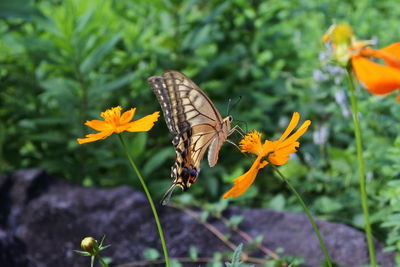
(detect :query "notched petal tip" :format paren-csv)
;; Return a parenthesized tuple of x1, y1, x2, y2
(120, 108, 136, 124)
(126, 111, 160, 132)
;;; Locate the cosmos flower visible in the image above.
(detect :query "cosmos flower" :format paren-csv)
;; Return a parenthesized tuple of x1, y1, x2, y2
(223, 112, 311, 198)
(322, 23, 400, 100)
(77, 106, 159, 144)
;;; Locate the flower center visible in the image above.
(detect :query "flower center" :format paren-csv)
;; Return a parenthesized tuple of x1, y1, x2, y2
(101, 106, 122, 127)
(239, 131, 263, 155)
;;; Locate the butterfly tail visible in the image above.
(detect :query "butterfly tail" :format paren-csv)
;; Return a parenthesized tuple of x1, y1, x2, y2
(160, 183, 179, 205)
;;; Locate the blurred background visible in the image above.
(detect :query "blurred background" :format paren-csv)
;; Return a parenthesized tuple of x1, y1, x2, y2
(1, 0, 400, 258)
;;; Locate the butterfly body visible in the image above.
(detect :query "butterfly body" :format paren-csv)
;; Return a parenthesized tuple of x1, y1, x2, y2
(148, 71, 235, 203)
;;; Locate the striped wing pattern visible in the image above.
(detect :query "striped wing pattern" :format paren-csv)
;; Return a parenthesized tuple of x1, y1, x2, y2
(148, 71, 228, 203)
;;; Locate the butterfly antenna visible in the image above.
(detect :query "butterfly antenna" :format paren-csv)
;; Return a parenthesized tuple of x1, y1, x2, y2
(226, 98, 232, 116)
(230, 96, 242, 114)
(161, 183, 178, 205)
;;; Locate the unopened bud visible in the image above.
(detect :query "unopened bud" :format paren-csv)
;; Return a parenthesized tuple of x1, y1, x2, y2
(81, 237, 98, 254)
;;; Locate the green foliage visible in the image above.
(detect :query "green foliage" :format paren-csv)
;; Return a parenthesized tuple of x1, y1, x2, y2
(225, 244, 252, 267)
(2, 0, 400, 260)
(143, 248, 160, 261)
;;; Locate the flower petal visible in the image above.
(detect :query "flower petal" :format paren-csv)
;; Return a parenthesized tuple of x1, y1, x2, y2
(126, 112, 160, 132)
(352, 56, 400, 95)
(269, 141, 299, 165)
(375, 42, 400, 68)
(281, 120, 311, 146)
(278, 112, 300, 142)
(223, 156, 268, 199)
(120, 108, 136, 124)
(77, 130, 113, 144)
(84, 120, 112, 131)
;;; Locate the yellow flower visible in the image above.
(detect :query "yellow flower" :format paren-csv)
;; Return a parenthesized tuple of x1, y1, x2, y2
(223, 112, 311, 199)
(77, 106, 159, 144)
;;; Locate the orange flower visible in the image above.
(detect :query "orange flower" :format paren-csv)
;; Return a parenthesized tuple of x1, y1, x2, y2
(223, 112, 311, 199)
(323, 24, 400, 100)
(77, 106, 159, 144)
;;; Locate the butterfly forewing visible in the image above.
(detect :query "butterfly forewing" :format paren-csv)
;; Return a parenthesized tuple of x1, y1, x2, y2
(147, 76, 178, 134)
(162, 71, 223, 130)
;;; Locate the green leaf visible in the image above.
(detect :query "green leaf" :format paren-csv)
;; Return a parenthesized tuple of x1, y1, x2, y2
(89, 72, 137, 100)
(80, 34, 121, 74)
(74, 250, 91, 256)
(0, 0, 43, 20)
(143, 248, 160, 260)
(142, 147, 172, 176)
(225, 243, 243, 267)
(269, 194, 286, 211)
(189, 246, 198, 261)
(228, 215, 244, 228)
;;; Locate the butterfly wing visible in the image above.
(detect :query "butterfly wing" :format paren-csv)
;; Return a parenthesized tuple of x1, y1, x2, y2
(148, 71, 229, 203)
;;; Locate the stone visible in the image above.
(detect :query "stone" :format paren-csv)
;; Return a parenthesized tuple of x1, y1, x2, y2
(0, 169, 395, 266)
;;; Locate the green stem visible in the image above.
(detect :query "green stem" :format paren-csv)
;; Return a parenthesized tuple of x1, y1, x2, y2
(118, 135, 170, 267)
(273, 166, 332, 267)
(346, 70, 377, 266)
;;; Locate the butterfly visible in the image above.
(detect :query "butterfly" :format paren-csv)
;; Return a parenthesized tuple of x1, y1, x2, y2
(148, 71, 240, 204)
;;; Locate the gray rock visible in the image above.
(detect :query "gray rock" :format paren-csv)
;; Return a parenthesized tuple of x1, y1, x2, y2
(0, 169, 395, 266)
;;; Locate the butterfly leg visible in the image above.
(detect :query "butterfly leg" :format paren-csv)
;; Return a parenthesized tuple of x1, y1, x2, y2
(229, 125, 246, 137)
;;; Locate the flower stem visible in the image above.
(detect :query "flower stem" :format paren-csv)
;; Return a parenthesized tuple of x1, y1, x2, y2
(273, 166, 332, 267)
(346, 70, 377, 267)
(118, 135, 170, 267)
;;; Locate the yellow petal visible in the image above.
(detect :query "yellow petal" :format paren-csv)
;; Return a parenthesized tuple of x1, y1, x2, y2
(278, 112, 299, 142)
(126, 112, 160, 132)
(77, 130, 113, 144)
(269, 141, 299, 165)
(223, 156, 268, 199)
(84, 120, 112, 131)
(281, 120, 311, 146)
(120, 108, 136, 124)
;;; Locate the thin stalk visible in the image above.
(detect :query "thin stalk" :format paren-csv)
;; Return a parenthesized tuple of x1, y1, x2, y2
(118, 135, 170, 267)
(273, 166, 332, 267)
(346, 70, 377, 266)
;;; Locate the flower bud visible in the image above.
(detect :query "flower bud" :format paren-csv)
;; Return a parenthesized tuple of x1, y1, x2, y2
(81, 237, 98, 254)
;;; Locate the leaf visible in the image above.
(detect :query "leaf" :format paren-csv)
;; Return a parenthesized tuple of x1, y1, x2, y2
(142, 147, 173, 176)
(225, 243, 243, 267)
(143, 248, 160, 260)
(189, 246, 198, 261)
(129, 132, 147, 158)
(80, 34, 121, 74)
(75, 9, 94, 34)
(0, 0, 43, 20)
(89, 72, 137, 100)
(269, 194, 286, 211)
(228, 215, 243, 228)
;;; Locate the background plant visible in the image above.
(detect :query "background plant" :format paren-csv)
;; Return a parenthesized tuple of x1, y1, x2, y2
(1, 0, 400, 262)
